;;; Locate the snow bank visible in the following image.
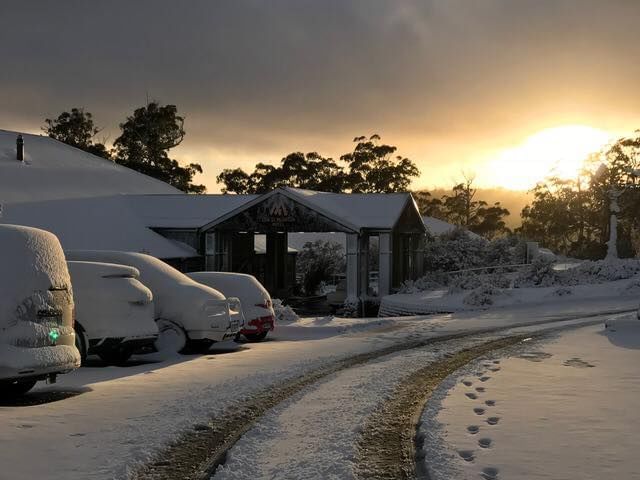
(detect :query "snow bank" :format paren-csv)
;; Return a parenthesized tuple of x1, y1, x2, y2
(420, 320, 640, 480)
(272, 299, 299, 324)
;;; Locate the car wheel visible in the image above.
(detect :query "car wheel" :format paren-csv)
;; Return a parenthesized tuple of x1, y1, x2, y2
(154, 319, 188, 354)
(244, 331, 268, 342)
(98, 348, 133, 366)
(74, 324, 88, 365)
(0, 379, 38, 397)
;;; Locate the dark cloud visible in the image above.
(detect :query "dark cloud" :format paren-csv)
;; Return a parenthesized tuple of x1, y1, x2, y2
(1, 1, 639, 189)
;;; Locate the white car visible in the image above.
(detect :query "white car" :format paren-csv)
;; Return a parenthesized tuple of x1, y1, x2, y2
(65, 251, 243, 353)
(0, 225, 80, 397)
(67, 261, 158, 365)
(187, 272, 275, 342)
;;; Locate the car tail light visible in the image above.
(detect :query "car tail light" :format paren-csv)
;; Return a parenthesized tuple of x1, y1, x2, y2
(255, 299, 272, 309)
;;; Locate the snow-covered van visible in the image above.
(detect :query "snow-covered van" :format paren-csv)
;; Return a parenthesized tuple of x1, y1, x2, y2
(187, 272, 275, 342)
(67, 261, 158, 365)
(65, 251, 243, 353)
(0, 225, 80, 396)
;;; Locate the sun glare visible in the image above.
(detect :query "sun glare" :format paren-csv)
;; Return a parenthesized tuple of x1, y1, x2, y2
(483, 125, 614, 190)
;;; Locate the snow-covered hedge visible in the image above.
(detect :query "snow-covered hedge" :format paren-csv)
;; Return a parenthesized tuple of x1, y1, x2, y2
(515, 257, 640, 288)
(463, 284, 505, 306)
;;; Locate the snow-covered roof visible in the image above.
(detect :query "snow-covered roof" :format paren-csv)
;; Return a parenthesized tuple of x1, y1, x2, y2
(422, 216, 483, 240)
(0, 131, 195, 258)
(0, 129, 180, 203)
(283, 187, 414, 230)
(126, 194, 258, 229)
(1, 195, 196, 259)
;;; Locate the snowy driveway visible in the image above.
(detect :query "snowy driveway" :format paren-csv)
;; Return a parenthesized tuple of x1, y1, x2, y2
(0, 296, 636, 480)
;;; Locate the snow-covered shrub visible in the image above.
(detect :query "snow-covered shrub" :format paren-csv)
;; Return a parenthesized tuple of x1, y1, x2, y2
(423, 229, 489, 272)
(623, 277, 640, 294)
(463, 284, 503, 306)
(514, 257, 560, 287)
(340, 298, 360, 318)
(398, 272, 449, 293)
(271, 299, 299, 324)
(552, 286, 573, 297)
(563, 258, 640, 284)
(447, 273, 484, 294)
(296, 240, 345, 295)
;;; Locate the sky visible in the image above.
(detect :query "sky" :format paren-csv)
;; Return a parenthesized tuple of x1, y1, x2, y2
(1, 0, 640, 193)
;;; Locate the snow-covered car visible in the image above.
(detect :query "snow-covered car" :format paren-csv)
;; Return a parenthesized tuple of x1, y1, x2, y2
(65, 251, 243, 353)
(0, 225, 80, 396)
(67, 261, 158, 365)
(187, 272, 275, 342)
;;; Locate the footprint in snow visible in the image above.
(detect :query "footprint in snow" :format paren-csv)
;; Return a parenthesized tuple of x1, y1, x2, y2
(475, 387, 486, 393)
(486, 416, 500, 425)
(458, 450, 475, 462)
(467, 425, 480, 434)
(480, 467, 500, 479)
(485, 400, 496, 407)
(489, 367, 501, 372)
(479, 376, 491, 382)
(462, 380, 473, 387)
(474, 407, 485, 415)
(492, 360, 500, 364)
(563, 357, 595, 368)
(478, 437, 492, 448)
(465, 392, 478, 400)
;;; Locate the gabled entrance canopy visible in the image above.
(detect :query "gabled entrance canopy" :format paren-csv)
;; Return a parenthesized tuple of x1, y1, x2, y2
(199, 187, 427, 305)
(201, 188, 359, 234)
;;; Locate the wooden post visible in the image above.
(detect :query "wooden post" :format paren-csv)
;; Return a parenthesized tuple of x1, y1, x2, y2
(346, 233, 360, 302)
(378, 232, 392, 296)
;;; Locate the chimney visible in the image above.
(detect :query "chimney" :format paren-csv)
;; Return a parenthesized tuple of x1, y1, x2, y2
(16, 134, 24, 161)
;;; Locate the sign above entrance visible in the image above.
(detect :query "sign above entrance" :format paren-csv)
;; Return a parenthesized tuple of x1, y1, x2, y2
(210, 193, 355, 233)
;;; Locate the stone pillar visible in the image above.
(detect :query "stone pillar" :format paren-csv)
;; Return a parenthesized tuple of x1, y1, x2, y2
(378, 232, 392, 296)
(346, 233, 360, 302)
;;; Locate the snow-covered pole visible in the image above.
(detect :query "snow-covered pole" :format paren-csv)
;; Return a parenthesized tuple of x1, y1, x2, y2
(605, 188, 620, 261)
(16, 134, 24, 161)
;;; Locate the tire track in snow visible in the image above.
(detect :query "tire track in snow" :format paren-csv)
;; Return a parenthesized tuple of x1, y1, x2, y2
(354, 336, 526, 480)
(132, 313, 623, 480)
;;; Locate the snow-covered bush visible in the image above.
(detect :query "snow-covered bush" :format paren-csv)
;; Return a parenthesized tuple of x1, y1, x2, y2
(551, 286, 573, 297)
(339, 298, 360, 318)
(447, 273, 484, 294)
(398, 272, 450, 293)
(296, 240, 345, 295)
(563, 259, 640, 284)
(463, 284, 503, 306)
(424, 229, 488, 272)
(271, 299, 299, 324)
(514, 257, 560, 288)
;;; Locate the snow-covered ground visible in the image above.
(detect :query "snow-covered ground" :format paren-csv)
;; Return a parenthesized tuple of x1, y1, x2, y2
(380, 272, 640, 317)
(420, 315, 640, 480)
(1, 292, 637, 480)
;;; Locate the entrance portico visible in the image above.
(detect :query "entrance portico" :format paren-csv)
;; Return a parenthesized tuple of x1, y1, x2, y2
(199, 187, 427, 306)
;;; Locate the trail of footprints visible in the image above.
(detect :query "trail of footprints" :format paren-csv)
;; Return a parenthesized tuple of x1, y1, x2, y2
(457, 358, 502, 479)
